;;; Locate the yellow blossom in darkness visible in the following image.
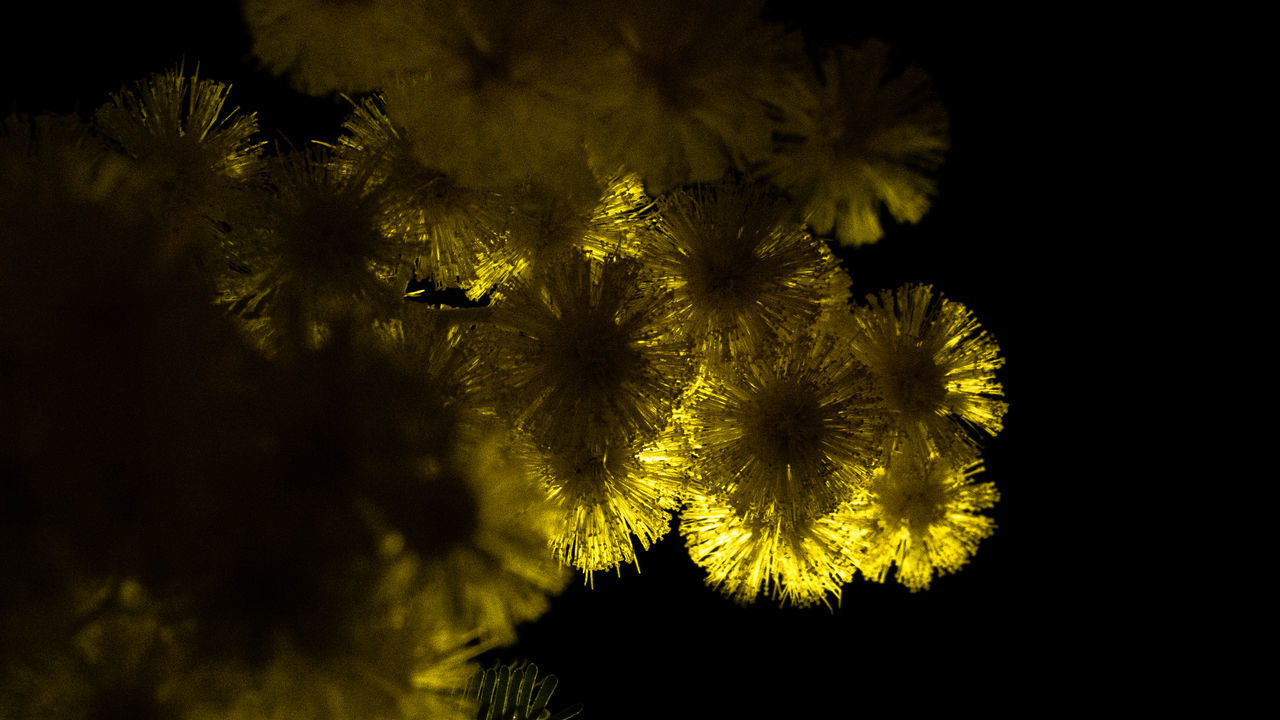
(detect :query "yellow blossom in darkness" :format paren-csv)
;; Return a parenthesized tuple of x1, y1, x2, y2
(844, 283, 1006, 461)
(679, 486, 861, 608)
(839, 441, 998, 591)
(641, 181, 841, 363)
(768, 39, 949, 245)
(685, 331, 885, 525)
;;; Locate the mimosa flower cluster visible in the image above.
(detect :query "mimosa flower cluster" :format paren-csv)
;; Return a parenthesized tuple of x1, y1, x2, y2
(0, 2, 1006, 717)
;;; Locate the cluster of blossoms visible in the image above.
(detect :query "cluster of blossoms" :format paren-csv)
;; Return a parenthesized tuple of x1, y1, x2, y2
(1, 2, 1006, 717)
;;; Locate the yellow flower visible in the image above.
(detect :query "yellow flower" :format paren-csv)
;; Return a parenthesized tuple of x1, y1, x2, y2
(768, 39, 949, 245)
(474, 252, 691, 453)
(641, 181, 842, 362)
(685, 331, 885, 525)
(218, 149, 408, 353)
(93, 64, 264, 270)
(383, 0, 598, 201)
(329, 94, 506, 296)
(679, 485, 860, 608)
(571, 0, 805, 194)
(243, 0, 434, 94)
(843, 284, 1006, 460)
(474, 172, 653, 299)
(839, 442, 998, 592)
(536, 428, 687, 580)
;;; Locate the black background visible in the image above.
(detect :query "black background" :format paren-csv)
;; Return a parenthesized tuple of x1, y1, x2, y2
(2, 3, 1075, 716)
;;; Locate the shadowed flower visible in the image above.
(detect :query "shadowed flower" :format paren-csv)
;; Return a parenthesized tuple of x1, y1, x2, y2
(0, 580, 245, 720)
(769, 39, 949, 245)
(93, 64, 264, 271)
(357, 428, 569, 647)
(843, 283, 1006, 460)
(383, 0, 597, 201)
(571, 0, 806, 194)
(474, 172, 653, 299)
(685, 331, 885, 525)
(641, 181, 841, 362)
(328, 94, 506, 295)
(838, 442, 998, 592)
(218, 149, 409, 353)
(243, 0, 434, 94)
(474, 252, 691, 452)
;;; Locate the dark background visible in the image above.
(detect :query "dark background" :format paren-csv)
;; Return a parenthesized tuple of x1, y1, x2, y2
(2, 2, 1074, 716)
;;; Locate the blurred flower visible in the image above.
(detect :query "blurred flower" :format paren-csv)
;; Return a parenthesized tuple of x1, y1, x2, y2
(0, 580, 244, 720)
(218, 148, 408, 353)
(768, 39, 949, 245)
(641, 180, 841, 362)
(383, 0, 597, 201)
(571, 0, 806, 194)
(243, 0, 434, 94)
(838, 442, 998, 591)
(357, 428, 569, 647)
(843, 284, 1006, 460)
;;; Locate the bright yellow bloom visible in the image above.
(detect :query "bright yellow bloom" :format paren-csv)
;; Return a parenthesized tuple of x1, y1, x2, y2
(571, 0, 805, 194)
(679, 486, 860, 608)
(769, 39, 949, 245)
(844, 284, 1006, 460)
(536, 429, 686, 580)
(839, 443, 998, 592)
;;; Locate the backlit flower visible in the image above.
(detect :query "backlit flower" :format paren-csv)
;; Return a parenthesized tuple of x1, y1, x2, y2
(839, 442, 998, 592)
(844, 284, 1006, 460)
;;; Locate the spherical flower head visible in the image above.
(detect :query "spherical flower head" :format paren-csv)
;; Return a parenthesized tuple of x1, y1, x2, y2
(573, 0, 804, 194)
(330, 94, 506, 295)
(537, 430, 686, 580)
(769, 39, 949, 245)
(845, 284, 1006, 460)
(93, 64, 264, 271)
(383, 1, 598, 201)
(218, 149, 409, 353)
(243, 0, 435, 94)
(474, 251, 692, 453)
(679, 485, 860, 608)
(686, 331, 885, 525)
(642, 181, 842, 362)
(842, 444, 998, 592)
